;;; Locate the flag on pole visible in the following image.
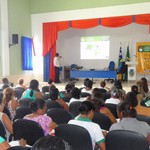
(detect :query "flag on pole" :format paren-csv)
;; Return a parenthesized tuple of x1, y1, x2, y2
(118, 47, 123, 67)
(125, 45, 130, 62)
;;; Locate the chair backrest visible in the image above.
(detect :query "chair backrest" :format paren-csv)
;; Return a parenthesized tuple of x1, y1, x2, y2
(0, 120, 7, 140)
(47, 108, 73, 124)
(70, 64, 78, 70)
(136, 114, 150, 126)
(13, 107, 32, 121)
(106, 130, 149, 150)
(46, 101, 62, 109)
(108, 61, 115, 71)
(69, 101, 82, 118)
(55, 124, 93, 150)
(99, 88, 107, 93)
(19, 98, 32, 107)
(41, 86, 49, 94)
(104, 103, 118, 118)
(7, 146, 31, 150)
(14, 88, 25, 99)
(80, 92, 91, 98)
(13, 119, 44, 146)
(92, 112, 112, 131)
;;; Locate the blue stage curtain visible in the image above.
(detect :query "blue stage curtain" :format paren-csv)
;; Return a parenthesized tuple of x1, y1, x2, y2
(21, 36, 33, 70)
(44, 52, 50, 81)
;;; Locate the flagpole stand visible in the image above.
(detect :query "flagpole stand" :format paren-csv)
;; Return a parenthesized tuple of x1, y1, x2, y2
(125, 62, 138, 81)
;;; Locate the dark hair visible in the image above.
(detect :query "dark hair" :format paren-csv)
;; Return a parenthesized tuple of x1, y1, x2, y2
(56, 53, 59, 57)
(117, 101, 137, 118)
(79, 101, 95, 115)
(18, 78, 24, 85)
(141, 77, 149, 93)
(83, 78, 90, 87)
(91, 92, 104, 111)
(48, 79, 53, 84)
(114, 80, 122, 89)
(126, 92, 138, 107)
(29, 79, 39, 97)
(31, 135, 65, 150)
(50, 88, 59, 100)
(65, 83, 75, 93)
(86, 80, 93, 89)
(71, 87, 81, 99)
(92, 88, 100, 95)
(30, 99, 46, 112)
(111, 89, 121, 98)
(131, 85, 138, 94)
(2, 78, 9, 84)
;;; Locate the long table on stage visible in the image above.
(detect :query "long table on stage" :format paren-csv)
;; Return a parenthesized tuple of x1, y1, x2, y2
(70, 69, 117, 80)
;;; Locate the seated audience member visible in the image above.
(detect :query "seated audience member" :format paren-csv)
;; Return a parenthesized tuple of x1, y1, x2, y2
(69, 87, 85, 105)
(81, 79, 93, 94)
(99, 81, 110, 92)
(22, 79, 42, 100)
(0, 99, 13, 141)
(24, 99, 57, 135)
(31, 135, 70, 150)
(2, 87, 18, 120)
(49, 88, 69, 110)
(141, 92, 150, 107)
(2, 78, 13, 87)
(59, 82, 75, 99)
(0, 136, 10, 150)
(109, 101, 150, 145)
(127, 92, 150, 117)
(131, 85, 139, 94)
(16, 78, 26, 90)
(80, 78, 90, 89)
(91, 92, 117, 124)
(137, 77, 149, 98)
(68, 101, 106, 150)
(105, 89, 121, 105)
(48, 78, 56, 91)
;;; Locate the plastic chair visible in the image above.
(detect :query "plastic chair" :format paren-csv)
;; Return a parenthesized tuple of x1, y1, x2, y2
(47, 108, 73, 124)
(104, 61, 115, 83)
(46, 101, 62, 109)
(7, 146, 31, 150)
(106, 130, 149, 150)
(92, 112, 112, 131)
(13, 119, 44, 146)
(55, 124, 93, 150)
(19, 98, 32, 107)
(136, 114, 150, 126)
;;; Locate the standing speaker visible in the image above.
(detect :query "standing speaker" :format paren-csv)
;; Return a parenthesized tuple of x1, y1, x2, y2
(12, 34, 18, 44)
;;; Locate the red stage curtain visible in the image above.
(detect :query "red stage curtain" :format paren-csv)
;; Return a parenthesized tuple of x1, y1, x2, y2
(57, 21, 70, 31)
(135, 14, 150, 25)
(71, 18, 99, 29)
(101, 16, 132, 27)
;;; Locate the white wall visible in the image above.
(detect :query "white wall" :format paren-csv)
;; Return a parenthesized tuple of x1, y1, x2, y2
(31, 2, 150, 81)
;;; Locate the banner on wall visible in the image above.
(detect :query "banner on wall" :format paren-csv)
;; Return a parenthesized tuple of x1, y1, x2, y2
(136, 42, 150, 74)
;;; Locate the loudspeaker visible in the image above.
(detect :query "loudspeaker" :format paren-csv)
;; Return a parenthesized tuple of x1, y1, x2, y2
(12, 34, 18, 44)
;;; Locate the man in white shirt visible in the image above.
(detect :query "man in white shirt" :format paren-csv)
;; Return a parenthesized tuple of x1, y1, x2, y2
(53, 53, 61, 83)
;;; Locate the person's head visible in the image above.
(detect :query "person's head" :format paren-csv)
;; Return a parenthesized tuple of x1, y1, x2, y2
(71, 87, 81, 99)
(56, 53, 59, 57)
(48, 78, 53, 85)
(92, 88, 100, 95)
(65, 82, 75, 93)
(91, 92, 104, 111)
(114, 80, 122, 89)
(18, 78, 24, 85)
(85, 79, 93, 89)
(100, 81, 106, 88)
(126, 92, 138, 107)
(79, 101, 95, 120)
(50, 88, 59, 100)
(131, 85, 138, 94)
(2, 87, 14, 104)
(31, 135, 65, 150)
(30, 99, 47, 115)
(111, 89, 121, 98)
(29, 79, 39, 90)
(83, 78, 90, 87)
(2, 78, 9, 85)
(117, 101, 137, 119)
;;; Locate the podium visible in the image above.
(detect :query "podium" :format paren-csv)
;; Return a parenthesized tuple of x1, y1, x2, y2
(126, 62, 138, 81)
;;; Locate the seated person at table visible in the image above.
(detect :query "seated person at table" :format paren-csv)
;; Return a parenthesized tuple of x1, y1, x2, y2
(68, 101, 106, 150)
(109, 100, 150, 145)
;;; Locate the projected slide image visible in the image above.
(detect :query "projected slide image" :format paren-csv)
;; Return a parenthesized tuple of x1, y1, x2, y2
(80, 36, 110, 59)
